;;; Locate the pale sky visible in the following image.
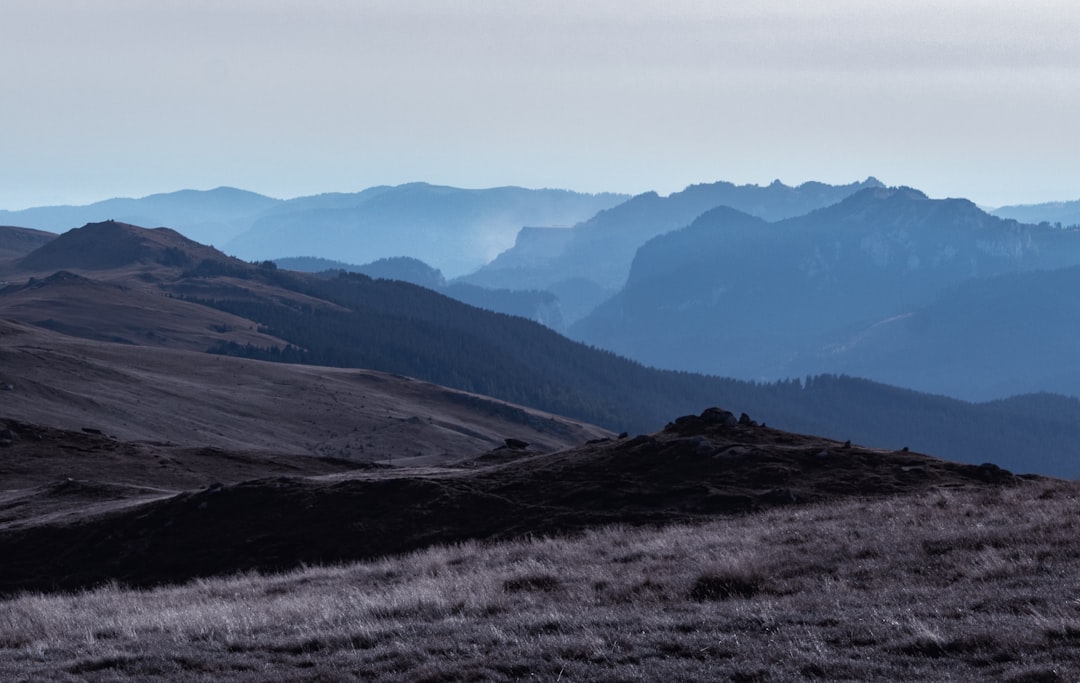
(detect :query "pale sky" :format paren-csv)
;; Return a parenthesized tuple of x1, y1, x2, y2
(1, 0, 1078, 209)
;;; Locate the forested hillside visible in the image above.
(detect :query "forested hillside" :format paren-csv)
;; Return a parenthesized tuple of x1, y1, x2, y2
(181, 266, 1080, 477)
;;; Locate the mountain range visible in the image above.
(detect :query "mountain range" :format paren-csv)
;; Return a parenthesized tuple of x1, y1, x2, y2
(0, 184, 626, 277)
(568, 186, 1080, 400)
(3, 180, 1080, 681)
(3, 220, 1080, 477)
(992, 198, 1080, 228)
(459, 177, 884, 323)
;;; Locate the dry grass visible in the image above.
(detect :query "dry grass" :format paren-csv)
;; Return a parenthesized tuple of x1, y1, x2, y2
(2, 479, 1079, 681)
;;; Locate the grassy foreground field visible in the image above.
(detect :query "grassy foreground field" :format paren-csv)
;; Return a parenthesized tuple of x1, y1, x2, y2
(2, 478, 1078, 682)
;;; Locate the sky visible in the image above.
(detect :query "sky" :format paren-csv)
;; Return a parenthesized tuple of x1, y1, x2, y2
(1, 0, 1078, 210)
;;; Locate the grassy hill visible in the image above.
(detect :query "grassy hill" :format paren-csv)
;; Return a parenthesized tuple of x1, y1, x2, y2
(0, 465, 1073, 681)
(0, 407, 1020, 595)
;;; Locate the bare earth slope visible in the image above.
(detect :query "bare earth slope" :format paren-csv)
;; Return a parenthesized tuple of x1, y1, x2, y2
(0, 408, 1021, 595)
(0, 319, 604, 461)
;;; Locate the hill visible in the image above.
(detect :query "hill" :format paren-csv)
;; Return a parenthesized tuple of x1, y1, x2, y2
(0, 225, 56, 262)
(5, 221, 1080, 476)
(5, 474, 1074, 682)
(0, 407, 1021, 594)
(0, 318, 605, 462)
(13, 219, 229, 274)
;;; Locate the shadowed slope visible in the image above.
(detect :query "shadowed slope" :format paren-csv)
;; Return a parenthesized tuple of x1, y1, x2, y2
(6, 220, 1080, 476)
(0, 226, 56, 262)
(0, 272, 286, 350)
(14, 220, 227, 273)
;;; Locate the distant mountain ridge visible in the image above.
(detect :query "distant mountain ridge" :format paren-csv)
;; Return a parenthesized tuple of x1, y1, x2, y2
(459, 177, 883, 323)
(795, 264, 1080, 399)
(569, 186, 1080, 400)
(3, 220, 1080, 475)
(0, 184, 627, 278)
(992, 198, 1080, 228)
(224, 183, 627, 277)
(0, 187, 278, 247)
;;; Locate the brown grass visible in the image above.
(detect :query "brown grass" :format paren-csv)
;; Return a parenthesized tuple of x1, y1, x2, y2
(2, 479, 1079, 681)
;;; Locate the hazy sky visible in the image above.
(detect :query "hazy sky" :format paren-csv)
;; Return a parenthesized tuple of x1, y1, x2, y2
(2, 0, 1078, 209)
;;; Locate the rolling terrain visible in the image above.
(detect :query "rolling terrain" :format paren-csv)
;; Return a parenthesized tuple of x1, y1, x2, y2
(2, 403, 1072, 682)
(0, 318, 604, 461)
(0, 209, 1078, 680)
(0, 406, 1021, 595)
(0, 226, 56, 262)
(4, 476, 1075, 682)
(3, 221, 1080, 476)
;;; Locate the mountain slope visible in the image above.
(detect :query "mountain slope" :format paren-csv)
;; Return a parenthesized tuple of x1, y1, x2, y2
(795, 265, 1080, 399)
(570, 186, 1080, 386)
(0, 318, 606, 461)
(6, 220, 1080, 476)
(460, 177, 883, 301)
(992, 198, 1080, 227)
(14, 220, 229, 274)
(0, 226, 56, 262)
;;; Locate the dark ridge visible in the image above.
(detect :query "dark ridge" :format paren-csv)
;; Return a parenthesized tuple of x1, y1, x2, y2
(0, 408, 1026, 595)
(0, 225, 57, 262)
(16, 220, 230, 272)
